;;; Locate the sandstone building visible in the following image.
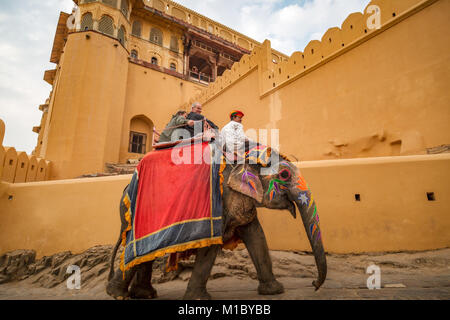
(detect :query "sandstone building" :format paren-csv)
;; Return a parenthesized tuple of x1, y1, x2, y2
(30, 0, 449, 181)
(32, 0, 287, 180)
(0, 0, 448, 257)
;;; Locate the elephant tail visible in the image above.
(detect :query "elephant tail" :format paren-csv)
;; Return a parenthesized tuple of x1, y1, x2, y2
(108, 234, 122, 281)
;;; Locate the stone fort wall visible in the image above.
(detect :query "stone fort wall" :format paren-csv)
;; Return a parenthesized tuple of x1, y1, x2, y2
(185, 0, 449, 161)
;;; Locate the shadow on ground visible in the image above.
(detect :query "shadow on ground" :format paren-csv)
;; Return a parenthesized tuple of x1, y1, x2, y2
(0, 246, 449, 300)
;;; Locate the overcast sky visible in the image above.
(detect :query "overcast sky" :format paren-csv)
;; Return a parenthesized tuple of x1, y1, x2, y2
(0, 0, 370, 154)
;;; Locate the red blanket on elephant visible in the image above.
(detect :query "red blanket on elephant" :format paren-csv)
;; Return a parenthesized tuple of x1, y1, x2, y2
(120, 141, 223, 273)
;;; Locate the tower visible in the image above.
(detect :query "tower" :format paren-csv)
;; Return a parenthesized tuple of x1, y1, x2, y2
(39, 0, 132, 179)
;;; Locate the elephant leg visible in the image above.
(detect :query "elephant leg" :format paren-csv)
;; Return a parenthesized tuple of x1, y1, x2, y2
(106, 267, 137, 300)
(237, 217, 285, 295)
(183, 245, 221, 300)
(129, 261, 158, 299)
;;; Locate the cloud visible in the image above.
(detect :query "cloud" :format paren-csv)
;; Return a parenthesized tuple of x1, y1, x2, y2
(0, 0, 74, 153)
(0, 0, 370, 154)
(176, 0, 371, 54)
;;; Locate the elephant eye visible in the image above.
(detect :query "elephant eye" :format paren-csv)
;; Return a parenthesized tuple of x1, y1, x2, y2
(279, 169, 291, 181)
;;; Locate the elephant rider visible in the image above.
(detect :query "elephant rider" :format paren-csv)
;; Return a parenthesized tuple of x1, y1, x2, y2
(220, 110, 248, 160)
(186, 102, 219, 140)
(159, 110, 195, 143)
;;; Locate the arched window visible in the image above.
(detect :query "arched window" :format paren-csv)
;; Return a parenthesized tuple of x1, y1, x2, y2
(170, 63, 177, 71)
(121, 0, 129, 17)
(131, 20, 141, 37)
(117, 25, 126, 45)
(80, 13, 93, 31)
(170, 36, 179, 52)
(102, 0, 117, 8)
(151, 57, 158, 65)
(98, 15, 114, 36)
(150, 28, 163, 46)
(131, 50, 138, 59)
(128, 115, 154, 154)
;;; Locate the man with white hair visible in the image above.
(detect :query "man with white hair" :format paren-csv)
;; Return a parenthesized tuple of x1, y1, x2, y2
(186, 102, 219, 138)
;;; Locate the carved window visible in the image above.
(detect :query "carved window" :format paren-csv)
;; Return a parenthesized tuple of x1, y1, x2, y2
(98, 15, 114, 36)
(150, 28, 163, 46)
(129, 132, 147, 154)
(170, 36, 179, 52)
(80, 13, 93, 31)
(131, 50, 138, 59)
(170, 63, 176, 71)
(117, 25, 126, 45)
(132, 20, 142, 37)
(151, 57, 158, 65)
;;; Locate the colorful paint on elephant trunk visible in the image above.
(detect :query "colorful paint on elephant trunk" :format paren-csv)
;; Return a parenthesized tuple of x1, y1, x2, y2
(266, 178, 288, 201)
(309, 204, 322, 245)
(296, 174, 309, 192)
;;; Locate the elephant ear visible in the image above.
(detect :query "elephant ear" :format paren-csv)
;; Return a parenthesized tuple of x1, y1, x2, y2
(227, 165, 263, 203)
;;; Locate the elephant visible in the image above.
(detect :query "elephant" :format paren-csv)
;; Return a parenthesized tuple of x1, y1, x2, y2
(106, 144, 327, 300)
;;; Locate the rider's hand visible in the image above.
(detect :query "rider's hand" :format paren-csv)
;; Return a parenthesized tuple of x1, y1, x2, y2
(187, 120, 195, 127)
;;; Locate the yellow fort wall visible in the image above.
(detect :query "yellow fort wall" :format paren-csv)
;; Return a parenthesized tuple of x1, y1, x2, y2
(1, 0, 448, 256)
(189, 0, 449, 161)
(0, 119, 51, 184)
(41, 31, 130, 180)
(0, 154, 448, 258)
(39, 31, 204, 179)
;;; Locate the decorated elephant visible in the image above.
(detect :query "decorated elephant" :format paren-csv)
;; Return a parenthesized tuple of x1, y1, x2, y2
(106, 143, 326, 300)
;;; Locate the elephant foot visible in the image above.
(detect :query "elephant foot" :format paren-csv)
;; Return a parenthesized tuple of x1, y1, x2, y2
(258, 280, 284, 295)
(183, 288, 212, 300)
(106, 279, 130, 300)
(129, 284, 158, 300)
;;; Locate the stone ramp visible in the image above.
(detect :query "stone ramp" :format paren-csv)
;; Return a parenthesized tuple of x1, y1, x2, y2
(1, 246, 449, 300)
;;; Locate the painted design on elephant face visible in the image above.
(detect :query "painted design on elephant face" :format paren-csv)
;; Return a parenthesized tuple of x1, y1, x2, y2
(309, 204, 322, 243)
(245, 145, 271, 166)
(266, 178, 288, 201)
(298, 192, 310, 207)
(240, 169, 258, 196)
(296, 174, 309, 191)
(278, 168, 291, 182)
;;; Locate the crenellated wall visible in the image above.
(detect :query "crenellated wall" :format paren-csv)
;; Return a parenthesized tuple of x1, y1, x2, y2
(1, 153, 448, 257)
(0, 119, 51, 183)
(185, 0, 449, 161)
(189, 0, 440, 104)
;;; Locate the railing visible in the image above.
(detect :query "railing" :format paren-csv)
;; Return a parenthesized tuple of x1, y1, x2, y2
(193, 40, 237, 62)
(189, 70, 213, 83)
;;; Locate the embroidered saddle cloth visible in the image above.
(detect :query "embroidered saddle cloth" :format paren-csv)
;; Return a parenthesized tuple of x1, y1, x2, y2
(120, 141, 223, 272)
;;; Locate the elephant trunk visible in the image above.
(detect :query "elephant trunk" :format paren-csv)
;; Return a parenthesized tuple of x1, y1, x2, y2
(295, 197, 327, 290)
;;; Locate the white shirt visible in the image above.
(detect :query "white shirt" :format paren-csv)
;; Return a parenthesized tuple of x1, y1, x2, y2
(220, 120, 246, 150)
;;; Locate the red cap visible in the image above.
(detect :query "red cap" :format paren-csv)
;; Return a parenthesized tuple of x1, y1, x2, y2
(230, 110, 244, 119)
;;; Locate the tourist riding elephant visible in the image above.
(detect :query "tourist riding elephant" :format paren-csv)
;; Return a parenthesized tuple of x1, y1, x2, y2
(106, 145, 327, 300)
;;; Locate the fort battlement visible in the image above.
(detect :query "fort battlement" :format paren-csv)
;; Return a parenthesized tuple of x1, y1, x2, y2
(0, 119, 51, 183)
(187, 0, 438, 107)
